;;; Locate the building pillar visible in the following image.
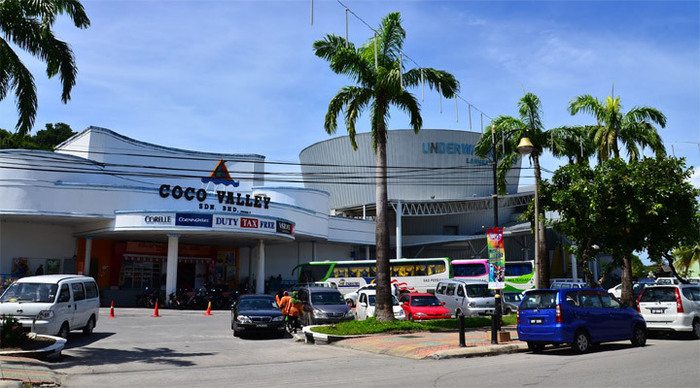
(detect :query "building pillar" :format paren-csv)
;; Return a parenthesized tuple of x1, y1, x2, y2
(83, 238, 93, 276)
(365, 246, 370, 260)
(396, 200, 402, 260)
(256, 240, 265, 294)
(592, 258, 599, 283)
(165, 234, 179, 304)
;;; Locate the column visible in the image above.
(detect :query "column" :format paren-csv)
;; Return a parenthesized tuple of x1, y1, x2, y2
(592, 258, 599, 283)
(396, 200, 402, 260)
(83, 238, 93, 276)
(571, 254, 578, 281)
(165, 234, 179, 304)
(256, 240, 265, 294)
(365, 245, 370, 259)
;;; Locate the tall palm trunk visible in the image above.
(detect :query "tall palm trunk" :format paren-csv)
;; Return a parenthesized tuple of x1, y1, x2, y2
(374, 129, 393, 321)
(533, 154, 549, 288)
(620, 253, 634, 306)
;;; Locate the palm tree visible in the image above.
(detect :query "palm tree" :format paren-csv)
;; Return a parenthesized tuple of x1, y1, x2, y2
(568, 95, 666, 163)
(672, 244, 700, 279)
(547, 125, 596, 165)
(0, 0, 90, 135)
(475, 93, 549, 288)
(314, 12, 458, 321)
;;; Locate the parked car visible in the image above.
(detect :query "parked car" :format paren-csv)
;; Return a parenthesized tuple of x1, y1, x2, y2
(297, 286, 354, 325)
(517, 288, 647, 354)
(230, 294, 285, 337)
(550, 281, 588, 289)
(609, 281, 653, 299)
(637, 284, 700, 338)
(434, 280, 495, 317)
(502, 292, 523, 314)
(0, 275, 100, 339)
(398, 293, 450, 321)
(355, 290, 405, 320)
(344, 283, 399, 308)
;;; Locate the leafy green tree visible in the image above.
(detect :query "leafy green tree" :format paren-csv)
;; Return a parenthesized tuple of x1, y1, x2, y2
(568, 95, 666, 163)
(314, 12, 458, 320)
(673, 243, 700, 279)
(33, 122, 75, 149)
(475, 93, 549, 288)
(0, 0, 90, 134)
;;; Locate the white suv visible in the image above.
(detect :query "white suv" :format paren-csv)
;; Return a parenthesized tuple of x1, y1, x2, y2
(0, 275, 100, 339)
(637, 284, 700, 338)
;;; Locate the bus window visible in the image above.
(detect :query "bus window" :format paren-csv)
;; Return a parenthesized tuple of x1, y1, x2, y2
(453, 263, 488, 277)
(505, 262, 534, 277)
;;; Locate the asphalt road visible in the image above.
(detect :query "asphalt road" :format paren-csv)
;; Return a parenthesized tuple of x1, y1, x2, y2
(54, 308, 700, 387)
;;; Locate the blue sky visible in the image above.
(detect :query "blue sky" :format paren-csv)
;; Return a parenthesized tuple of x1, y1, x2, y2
(1, 0, 698, 188)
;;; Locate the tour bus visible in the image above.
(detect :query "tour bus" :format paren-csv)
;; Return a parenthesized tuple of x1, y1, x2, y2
(451, 259, 535, 292)
(293, 258, 451, 296)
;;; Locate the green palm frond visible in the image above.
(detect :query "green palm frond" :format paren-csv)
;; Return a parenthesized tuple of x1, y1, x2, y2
(344, 88, 374, 150)
(379, 12, 405, 60)
(324, 86, 364, 136)
(0, 38, 38, 133)
(390, 90, 422, 133)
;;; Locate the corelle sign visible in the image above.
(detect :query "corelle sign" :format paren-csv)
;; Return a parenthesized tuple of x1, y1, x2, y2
(143, 215, 172, 224)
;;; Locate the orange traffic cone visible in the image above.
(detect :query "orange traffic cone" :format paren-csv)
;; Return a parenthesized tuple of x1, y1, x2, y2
(204, 301, 212, 316)
(109, 300, 115, 319)
(152, 301, 161, 317)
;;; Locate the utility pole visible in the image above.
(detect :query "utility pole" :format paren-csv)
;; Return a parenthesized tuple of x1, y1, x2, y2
(490, 127, 502, 345)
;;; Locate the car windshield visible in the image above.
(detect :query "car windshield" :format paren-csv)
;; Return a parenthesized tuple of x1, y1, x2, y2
(640, 287, 677, 302)
(410, 296, 442, 306)
(0, 283, 58, 303)
(503, 293, 523, 303)
(238, 298, 277, 310)
(311, 292, 345, 305)
(367, 295, 400, 306)
(464, 284, 495, 297)
(520, 291, 557, 310)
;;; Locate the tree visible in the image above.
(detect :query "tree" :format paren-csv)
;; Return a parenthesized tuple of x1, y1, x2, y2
(313, 12, 458, 321)
(0, 0, 90, 135)
(0, 122, 75, 150)
(673, 243, 700, 279)
(568, 94, 666, 163)
(475, 93, 549, 288)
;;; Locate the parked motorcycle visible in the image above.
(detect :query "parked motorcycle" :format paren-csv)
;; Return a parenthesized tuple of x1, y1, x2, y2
(135, 286, 160, 308)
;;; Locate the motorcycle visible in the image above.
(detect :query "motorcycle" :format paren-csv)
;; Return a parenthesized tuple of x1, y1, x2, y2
(135, 286, 160, 308)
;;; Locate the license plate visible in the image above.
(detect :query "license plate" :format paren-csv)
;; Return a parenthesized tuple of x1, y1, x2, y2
(530, 318, 543, 324)
(650, 308, 665, 314)
(257, 324, 268, 328)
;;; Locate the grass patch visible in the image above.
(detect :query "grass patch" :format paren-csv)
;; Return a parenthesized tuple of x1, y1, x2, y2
(312, 315, 517, 336)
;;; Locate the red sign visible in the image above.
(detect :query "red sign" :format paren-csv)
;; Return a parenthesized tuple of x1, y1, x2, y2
(240, 217, 259, 228)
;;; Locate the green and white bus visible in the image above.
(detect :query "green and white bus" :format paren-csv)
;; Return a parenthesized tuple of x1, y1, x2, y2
(503, 260, 535, 292)
(293, 258, 451, 295)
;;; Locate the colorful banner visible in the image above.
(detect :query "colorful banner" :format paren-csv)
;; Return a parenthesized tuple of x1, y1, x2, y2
(486, 227, 505, 289)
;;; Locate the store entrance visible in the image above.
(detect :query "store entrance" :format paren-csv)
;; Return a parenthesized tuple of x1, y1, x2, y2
(177, 262, 196, 291)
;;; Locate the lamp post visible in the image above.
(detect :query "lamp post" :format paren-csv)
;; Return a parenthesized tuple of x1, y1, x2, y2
(490, 125, 501, 345)
(517, 136, 541, 289)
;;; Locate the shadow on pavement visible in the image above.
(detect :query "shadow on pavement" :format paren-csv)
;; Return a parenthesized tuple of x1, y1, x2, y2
(52, 346, 215, 367)
(529, 342, 652, 356)
(63, 332, 115, 349)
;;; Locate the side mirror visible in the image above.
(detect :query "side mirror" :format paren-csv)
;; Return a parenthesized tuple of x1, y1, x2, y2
(440, 301, 446, 306)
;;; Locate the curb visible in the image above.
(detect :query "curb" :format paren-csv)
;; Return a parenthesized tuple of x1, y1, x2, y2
(0, 334, 66, 360)
(429, 342, 528, 359)
(302, 325, 369, 345)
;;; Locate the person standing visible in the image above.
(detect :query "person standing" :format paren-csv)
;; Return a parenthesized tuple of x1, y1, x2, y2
(276, 291, 291, 322)
(286, 292, 303, 333)
(35, 264, 44, 276)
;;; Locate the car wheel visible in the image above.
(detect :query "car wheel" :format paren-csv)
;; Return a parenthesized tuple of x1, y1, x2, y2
(692, 319, 700, 340)
(504, 308, 512, 315)
(631, 325, 647, 347)
(82, 316, 95, 335)
(572, 330, 591, 354)
(58, 322, 70, 339)
(527, 342, 545, 353)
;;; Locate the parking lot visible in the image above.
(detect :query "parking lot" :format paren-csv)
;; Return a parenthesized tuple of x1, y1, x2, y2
(49, 307, 700, 387)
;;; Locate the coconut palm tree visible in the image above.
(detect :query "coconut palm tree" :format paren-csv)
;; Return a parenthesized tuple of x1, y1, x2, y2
(475, 93, 549, 288)
(314, 12, 458, 321)
(568, 95, 666, 163)
(0, 0, 90, 135)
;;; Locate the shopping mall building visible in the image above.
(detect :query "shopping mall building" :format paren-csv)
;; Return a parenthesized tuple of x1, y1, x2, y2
(0, 126, 580, 304)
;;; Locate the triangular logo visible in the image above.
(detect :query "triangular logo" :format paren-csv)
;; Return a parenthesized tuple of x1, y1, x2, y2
(210, 160, 232, 180)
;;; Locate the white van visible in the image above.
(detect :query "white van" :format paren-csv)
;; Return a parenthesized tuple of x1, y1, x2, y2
(0, 275, 100, 338)
(434, 279, 495, 317)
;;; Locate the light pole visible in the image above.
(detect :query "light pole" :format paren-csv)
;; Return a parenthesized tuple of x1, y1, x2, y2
(490, 126, 501, 345)
(517, 136, 541, 289)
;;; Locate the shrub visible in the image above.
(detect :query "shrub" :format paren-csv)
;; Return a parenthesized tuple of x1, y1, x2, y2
(1, 315, 27, 348)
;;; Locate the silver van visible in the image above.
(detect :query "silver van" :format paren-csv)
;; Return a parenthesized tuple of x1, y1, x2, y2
(297, 286, 354, 325)
(435, 279, 495, 317)
(0, 275, 100, 338)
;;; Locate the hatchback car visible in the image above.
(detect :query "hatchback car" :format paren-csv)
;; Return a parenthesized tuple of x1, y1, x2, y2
(637, 284, 700, 338)
(231, 295, 285, 337)
(399, 293, 451, 321)
(517, 288, 646, 353)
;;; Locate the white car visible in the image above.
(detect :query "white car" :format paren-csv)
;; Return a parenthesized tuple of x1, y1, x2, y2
(0, 275, 100, 339)
(354, 290, 405, 320)
(345, 284, 399, 308)
(637, 284, 700, 338)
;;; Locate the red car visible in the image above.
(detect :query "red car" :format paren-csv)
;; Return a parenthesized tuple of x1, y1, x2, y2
(399, 293, 451, 321)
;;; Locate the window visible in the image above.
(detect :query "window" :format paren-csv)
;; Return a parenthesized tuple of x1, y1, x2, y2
(299, 264, 331, 283)
(681, 287, 700, 301)
(600, 293, 620, 308)
(399, 294, 409, 303)
(446, 284, 456, 296)
(640, 287, 676, 302)
(520, 291, 557, 310)
(465, 284, 495, 298)
(410, 296, 441, 307)
(436, 284, 447, 294)
(84, 282, 99, 299)
(565, 293, 579, 307)
(311, 292, 345, 305)
(57, 284, 71, 303)
(505, 262, 534, 277)
(0, 283, 58, 303)
(457, 286, 465, 297)
(579, 292, 602, 308)
(359, 294, 366, 304)
(71, 283, 85, 301)
(453, 263, 488, 277)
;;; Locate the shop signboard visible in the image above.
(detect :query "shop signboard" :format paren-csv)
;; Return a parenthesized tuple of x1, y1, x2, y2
(276, 220, 294, 235)
(175, 213, 213, 227)
(486, 227, 505, 290)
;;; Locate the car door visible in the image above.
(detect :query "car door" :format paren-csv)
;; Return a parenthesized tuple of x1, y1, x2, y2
(456, 284, 467, 313)
(445, 284, 457, 314)
(578, 291, 608, 342)
(600, 292, 628, 339)
(356, 293, 367, 320)
(54, 283, 74, 330)
(70, 282, 88, 328)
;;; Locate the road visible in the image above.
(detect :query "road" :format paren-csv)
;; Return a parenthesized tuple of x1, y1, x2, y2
(54, 308, 700, 387)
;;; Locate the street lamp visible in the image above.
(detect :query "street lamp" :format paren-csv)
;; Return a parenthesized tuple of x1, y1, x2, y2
(517, 136, 541, 289)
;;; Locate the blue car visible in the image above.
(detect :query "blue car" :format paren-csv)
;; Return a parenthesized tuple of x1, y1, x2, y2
(517, 288, 647, 353)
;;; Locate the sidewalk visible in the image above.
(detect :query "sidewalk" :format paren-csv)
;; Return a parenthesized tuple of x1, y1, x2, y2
(331, 327, 528, 360)
(0, 356, 60, 386)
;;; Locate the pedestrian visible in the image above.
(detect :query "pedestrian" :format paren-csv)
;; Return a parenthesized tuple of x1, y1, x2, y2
(35, 264, 44, 276)
(286, 291, 303, 333)
(276, 291, 291, 321)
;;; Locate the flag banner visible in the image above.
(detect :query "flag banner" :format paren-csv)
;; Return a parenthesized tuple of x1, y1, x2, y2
(486, 227, 505, 289)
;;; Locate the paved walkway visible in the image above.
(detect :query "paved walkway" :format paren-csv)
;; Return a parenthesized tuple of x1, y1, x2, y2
(332, 327, 526, 359)
(0, 356, 60, 386)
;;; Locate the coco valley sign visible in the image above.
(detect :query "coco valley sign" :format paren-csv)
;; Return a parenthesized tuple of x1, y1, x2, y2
(158, 184, 271, 212)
